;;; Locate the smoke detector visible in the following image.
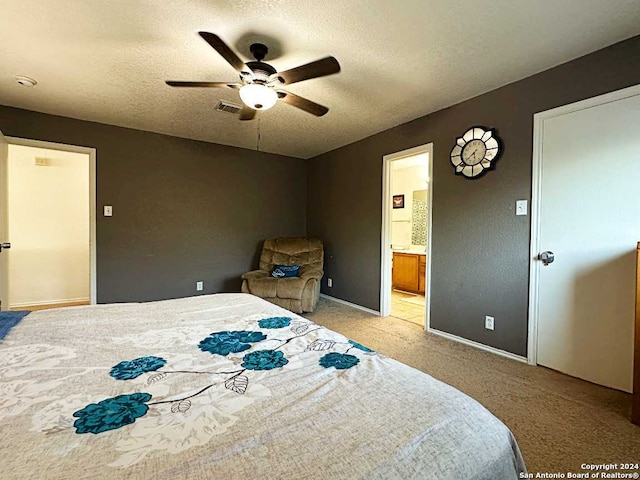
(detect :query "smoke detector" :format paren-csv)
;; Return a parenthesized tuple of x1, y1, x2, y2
(16, 75, 37, 87)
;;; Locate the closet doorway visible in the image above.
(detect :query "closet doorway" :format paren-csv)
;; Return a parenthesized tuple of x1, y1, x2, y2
(380, 144, 433, 327)
(529, 85, 640, 392)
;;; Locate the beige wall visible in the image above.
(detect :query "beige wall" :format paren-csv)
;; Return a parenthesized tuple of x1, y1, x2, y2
(7, 145, 90, 307)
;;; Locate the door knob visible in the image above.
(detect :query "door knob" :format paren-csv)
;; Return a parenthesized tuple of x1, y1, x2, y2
(0, 242, 11, 252)
(539, 251, 554, 266)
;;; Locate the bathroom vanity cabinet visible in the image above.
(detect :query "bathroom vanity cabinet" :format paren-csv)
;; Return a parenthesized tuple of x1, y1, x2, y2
(392, 252, 426, 294)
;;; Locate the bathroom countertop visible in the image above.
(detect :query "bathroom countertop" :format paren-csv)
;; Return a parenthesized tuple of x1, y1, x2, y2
(392, 249, 426, 256)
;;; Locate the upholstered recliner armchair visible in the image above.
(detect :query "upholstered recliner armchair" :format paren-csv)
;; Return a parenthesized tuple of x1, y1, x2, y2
(241, 237, 324, 313)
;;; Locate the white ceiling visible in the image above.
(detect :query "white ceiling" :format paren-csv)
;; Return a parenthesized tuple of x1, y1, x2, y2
(394, 153, 428, 170)
(1, 1, 639, 159)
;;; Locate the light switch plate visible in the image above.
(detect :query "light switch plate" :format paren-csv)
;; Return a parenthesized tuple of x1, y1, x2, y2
(104, 205, 113, 217)
(515, 200, 527, 216)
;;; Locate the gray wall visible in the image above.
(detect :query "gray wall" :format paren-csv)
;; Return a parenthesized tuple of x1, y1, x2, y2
(307, 35, 640, 357)
(0, 106, 307, 303)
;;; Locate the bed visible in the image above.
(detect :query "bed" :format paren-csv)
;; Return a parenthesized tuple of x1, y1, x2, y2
(0, 293, 526, 479)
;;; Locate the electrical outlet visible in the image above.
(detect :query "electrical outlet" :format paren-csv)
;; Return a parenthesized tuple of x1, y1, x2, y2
(196, 281, 203, 291)
(327, 278, 333, 287)
(485, 315, 495, 331)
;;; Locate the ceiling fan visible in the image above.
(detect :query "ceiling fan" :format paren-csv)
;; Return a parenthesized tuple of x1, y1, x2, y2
(166, 32, 341, 121)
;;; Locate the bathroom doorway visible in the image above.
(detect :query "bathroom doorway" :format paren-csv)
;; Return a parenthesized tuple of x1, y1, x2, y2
(380, 144, 433, 327)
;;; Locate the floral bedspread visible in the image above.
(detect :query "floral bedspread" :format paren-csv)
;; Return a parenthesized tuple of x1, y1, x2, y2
(0, 293, 525, 479)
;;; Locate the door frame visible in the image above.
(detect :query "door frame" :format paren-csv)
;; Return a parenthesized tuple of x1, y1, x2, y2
(527, 83, 640, 365)
(0, 131, 8, 310)
(5, 136, 97, 306)
(380, 143, 433, 328)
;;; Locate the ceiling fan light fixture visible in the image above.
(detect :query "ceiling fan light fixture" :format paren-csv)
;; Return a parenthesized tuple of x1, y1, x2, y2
(166, 33, 340, 119)
(239, 83, 277, 110)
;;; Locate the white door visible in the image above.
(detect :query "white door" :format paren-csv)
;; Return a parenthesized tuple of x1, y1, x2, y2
(534, 89, 640, 392)
(0, 130, 9, 310)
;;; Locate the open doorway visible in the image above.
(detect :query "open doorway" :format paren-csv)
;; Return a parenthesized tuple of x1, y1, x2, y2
(381, 144, 433, 327)
(4, 138, 96, 310)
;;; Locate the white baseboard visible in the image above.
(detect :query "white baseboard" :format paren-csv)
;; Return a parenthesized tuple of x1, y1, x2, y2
(319, 294, 381, 316)
(10, 297, 90, 308)
(428, 327, 528, 363)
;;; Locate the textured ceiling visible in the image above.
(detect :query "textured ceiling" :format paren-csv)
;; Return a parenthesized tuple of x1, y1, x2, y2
(1, 1, 639, 159)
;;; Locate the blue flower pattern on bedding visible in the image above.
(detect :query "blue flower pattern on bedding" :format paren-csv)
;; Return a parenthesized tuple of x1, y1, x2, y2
(319, 352, 360, 370)
(73, 393, 152, 434)
(258, 317, 291, 329)
(71, 316, 374, 435)
(198, 330, 266, 356)
(241, 349, 289, 370)
(110, 356, 166, 380)
(348, 340, 374, 353)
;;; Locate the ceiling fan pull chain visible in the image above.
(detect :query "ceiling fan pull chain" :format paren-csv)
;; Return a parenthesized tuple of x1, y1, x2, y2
(256, 117, 262, 152)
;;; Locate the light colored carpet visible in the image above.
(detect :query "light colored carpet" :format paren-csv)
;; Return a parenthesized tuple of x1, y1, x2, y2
(304, 297, 640, 475)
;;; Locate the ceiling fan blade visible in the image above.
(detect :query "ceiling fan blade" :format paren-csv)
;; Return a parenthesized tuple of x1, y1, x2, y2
(277, 57, 340, 85)
(238, 106, 257, 121)
(277, 91, 329, 116)
(198, 32, 246, 73)
(165, 81, 241, 88)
